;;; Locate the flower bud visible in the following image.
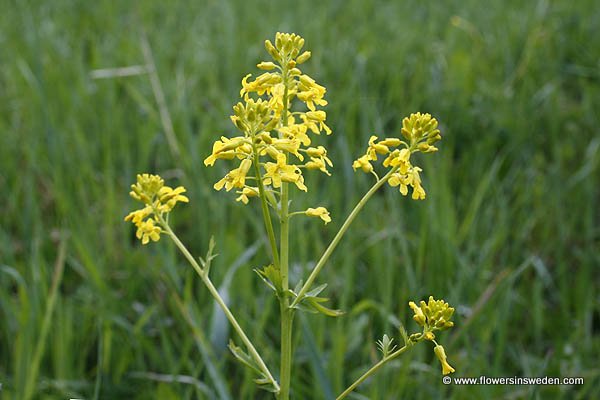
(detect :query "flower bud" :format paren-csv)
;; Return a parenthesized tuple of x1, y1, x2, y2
(265, 40, 279, 61)
(296, 51, 311, 64)
(257, 61, 277, 70)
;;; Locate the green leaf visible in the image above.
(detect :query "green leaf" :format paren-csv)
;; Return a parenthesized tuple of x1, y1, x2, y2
(228, 341, 279, 393)
(227, 340, 262, 375)
(301, 296, 345, 317)
(305, 283, 328, 298)
(254, 264, 282, 294)
(254, 377, 279, 393)
(376, 334, 397, 357)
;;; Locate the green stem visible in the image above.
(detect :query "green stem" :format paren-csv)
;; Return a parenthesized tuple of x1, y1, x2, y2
(252, 141, 280, 269)
(336, 344, 411, 400)
(290, 168, 397, 308)
(23, 237, 66, 400)
(279, 65, 294, 400)
(162, 223, 280, 393)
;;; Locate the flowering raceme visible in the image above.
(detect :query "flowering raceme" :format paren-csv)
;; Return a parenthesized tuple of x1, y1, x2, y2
(204, 32, 332, 223)
(124, 174, 189, 244)
(353, 112, 441, 200)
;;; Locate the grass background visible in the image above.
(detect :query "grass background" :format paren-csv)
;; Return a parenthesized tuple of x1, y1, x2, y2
(1, 0, 599, 398)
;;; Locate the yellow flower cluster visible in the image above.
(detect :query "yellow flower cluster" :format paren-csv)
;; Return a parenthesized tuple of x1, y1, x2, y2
(409, 296, 456, 375)
(124, 174, 189, 244)
(204, 32, 332, 222)
(353, 112, 441, 200)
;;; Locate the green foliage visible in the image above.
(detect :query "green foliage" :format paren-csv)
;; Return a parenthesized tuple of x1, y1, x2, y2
(1, 0, 599, 399)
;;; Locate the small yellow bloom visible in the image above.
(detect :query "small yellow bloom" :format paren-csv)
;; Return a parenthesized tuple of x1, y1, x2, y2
(388, 165, 425, 200)
(434, 345, 455, 375)
(352, 154, 374, 173)
(240, 73, 282, 99)
(136, 218, 162, 245)
(305, 207, 331, 224)
(235, 186, 259, 204)
(124, 205, 153, 225)
(204, 136, 246, 166)
(301, 111, 332, 135)
(279, 124, 311, 146)
(305, 157, 331, 176)
(271, 138, 304, 161)
(297, 75, 328, 111)
(214, 158, 253, 192)
(263, 154, 307, 191)
(304, 146, 332, 175)
(366, 136, 390, 159)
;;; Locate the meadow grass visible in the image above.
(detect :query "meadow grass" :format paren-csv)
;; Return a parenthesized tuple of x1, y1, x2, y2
(1, 0, 599, 398)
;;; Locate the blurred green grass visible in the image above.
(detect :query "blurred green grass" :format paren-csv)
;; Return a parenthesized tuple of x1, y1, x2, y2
(1, 0, 599, 398)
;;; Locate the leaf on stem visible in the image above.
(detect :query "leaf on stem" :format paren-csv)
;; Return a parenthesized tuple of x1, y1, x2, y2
(228, 340, 279, 393)
(376, 334, 397, 357)
(254, 264, 282, 294)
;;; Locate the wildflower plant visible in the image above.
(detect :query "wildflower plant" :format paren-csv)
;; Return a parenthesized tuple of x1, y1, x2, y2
(125, 32, 455, 399)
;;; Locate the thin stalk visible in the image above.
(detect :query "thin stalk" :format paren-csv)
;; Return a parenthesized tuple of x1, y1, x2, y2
(252, 141, 280, 269)
(162, 223, 279, 393)
(336, 344, 411, 400)
(23, 237, 67, 400)
(290, 168, 397, 308)
(278, 66, 294, 400)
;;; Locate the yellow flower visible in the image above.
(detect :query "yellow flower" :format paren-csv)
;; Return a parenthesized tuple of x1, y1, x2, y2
(301, 111, 332, 135)
(204, 136, 247, 166)
(240, 73, 282, 99)
(263, 154, 307, 191)
(434, 345, 455, 375)
(388, 165, 425, 199)
(271, 138, 304, 161)
(352, 154, 374, 173)
(156, 186, 189, 212)
(124, 205, 153, 225)
(279, 124, 311, 146)
(135, 218, 162, 245)
(305, 207, 331, 224)
(235, 186, 259, 204)
(214, 158, 253, 191)
(366, 136, 391, 159)
(297, 75, 328, 111)
(304, 146, 333, 175)
(383, 148, 411, 172)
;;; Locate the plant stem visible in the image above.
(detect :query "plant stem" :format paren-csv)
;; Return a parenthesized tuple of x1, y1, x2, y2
(163, 223, 279, 393)
(252, 140, 280, 269)
(336, 344, 411, 400)
(23, 236, 67, 400)
(290, 168, 397, 308)
(278, 63, 295, 399)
